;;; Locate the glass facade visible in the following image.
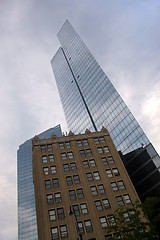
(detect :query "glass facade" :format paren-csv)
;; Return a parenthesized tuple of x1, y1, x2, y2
(17, 124, 62, 240)
(51, 20, 160, 201)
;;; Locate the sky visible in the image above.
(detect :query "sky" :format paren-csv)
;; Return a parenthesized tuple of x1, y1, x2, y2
(0, 0, 160, 239)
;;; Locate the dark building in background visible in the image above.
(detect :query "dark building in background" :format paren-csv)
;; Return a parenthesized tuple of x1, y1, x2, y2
(51, 20, 160, 202)
(17, 125, 62, 240)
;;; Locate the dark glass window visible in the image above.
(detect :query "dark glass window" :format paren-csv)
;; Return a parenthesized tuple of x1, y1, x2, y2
(101, 157, 108, 165)
(63, 164, 69, 172)
(47, 194, 53, 204)
(52, 178, 59, 188)
(78, 221, 84, 233)
(86, 172, 93, 181)
(93, 171, 100, 180)
(89, 159, 96, 167)
(49, 154, 54, 162)
(49, 209, 56, 221)
(77, 188, 84, 199)
(41, 145, 46, 152)
(77, 140, 82, 147)
(90, 186, 98, 196)
(84, 220, 93, 232)
(104, 146, 110, 153)
(68, 152, 74, 159)
(118, 180, 125, 190)
(54, 192, 61, 203)
(66, 176, 73, 185)
(116, 196, 124, 206)
(50, 166, 56, 174)
(107, 214, 116, 226)
(47, 144, 52, 151)
(97, 184, 105, 194)
(106, 169, 113, 178)
(42, 155, 47, 163)
(73, 204, 80, 216)
(59, 142, 64, 149)
(43, 167, 49, 175)
(57, 208, 65, 219)
(70, 162, 77, 170)
(102, 198, 111, 209)
(69, 190, 76, 200)
(83, 160, 89, 168)
(65, 141, 71, 148)
(111, 182, 118, 191)
(94, 137, 99, 144)
(86, 149, 92, 156)
(95, 200, 103, 211)
(107, 156, 114, 164)
(73, 175, 80, 184)
(51, 227, 59, 240)
(100, 216, 108, 228)
(97, 147, 103, 154)
(80, 150, 86, 157)
(112, 168, 120, 176)
(61, 153, 67, 160)
(60, 225, 68, 238)
(45, 179, 51, 189)
(80, 203, 88, 214)
(83, 139, 88, 146)
(99, 137, 105, 143)
(123, 194, 131, 204)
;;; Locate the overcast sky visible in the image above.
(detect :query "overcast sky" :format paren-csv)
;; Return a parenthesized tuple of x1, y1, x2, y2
(0, 0, 160, 239)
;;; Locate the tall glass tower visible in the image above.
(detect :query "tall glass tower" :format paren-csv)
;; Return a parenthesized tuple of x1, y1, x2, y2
(17, 124, 62, 240)
(51, 20, 160, 201)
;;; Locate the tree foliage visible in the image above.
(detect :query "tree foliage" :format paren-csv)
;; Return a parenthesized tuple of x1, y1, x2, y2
(106, 199, 159, 240)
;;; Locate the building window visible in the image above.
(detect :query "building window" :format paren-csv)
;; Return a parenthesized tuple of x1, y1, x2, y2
(54, 192, 62, 203)
(111, 182, 118, 191)
(83, 139, 88, 146)
(112, 168, 120, 176)
(84, 220, 93, 232)
(66, 176, 73, 185)
(65, 141, 71, 148)
(80, 203, 88, 214)
(51, 227, 59, 240)
(86, 149, 92, 156)
(73, 175, 80, 184)
(43, 167, 49, 175)
(80, 150, 86, 157)
(77, 140, 82, 147)
(47, 144, 52, 151)
(77, 188, 84, 199)
(107, 156, 114, 164)
(89, 159, 96, 167)
(99, 136, 105, 143)
(104, 146, 110, 153)
(49, 154, 54, 162)
(50, 166, 56, 174)
(93, 171, 100, 180)
(123, 194, 131, 204)
(118, 180, 125, 190)
(83, 160, 89, 169)
(90, 186, 98, 196)
(63, 163, 69, 172)
(52, 178, 59, 188)
(95, 200, 103, 211)
(102, 198, 111, 209)
(101, 157, 108, 165)
(68, 151, 74, 159)
(45, 180, 51, 189)
(97, 147, 103, 154)
(59, 142, 64, 149)
(106, 169, 113, 178)
(47, 194, 53, 204)
(73, 204, 80, 216)
(69, 190, 76, 200)
(123, 212, 130, 222)
(97, 184, 105, 194)
(86, 172, 93, 181)
(70, 162, 77, 170)
(41, 145, 46, 152)
(57, 207, 65, 219)
(60, 225, 68, 238)
(100, 216, 108, 228)
(78, 221, 84, 234)
(107, 214, 116, 226)
(42, 155, 47, 163)
(61, 153, 67, 160)
(94, 137, 99, 144)
(116, 196, 124, 206)
(49, 209, 56, 221)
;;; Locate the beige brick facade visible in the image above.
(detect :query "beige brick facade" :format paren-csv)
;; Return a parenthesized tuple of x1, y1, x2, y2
(32, 127, 140, 240)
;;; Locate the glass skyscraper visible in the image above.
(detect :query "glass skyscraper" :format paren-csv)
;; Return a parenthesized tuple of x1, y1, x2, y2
(51, 20, 160, 201)
(17, 124, 62, 240)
